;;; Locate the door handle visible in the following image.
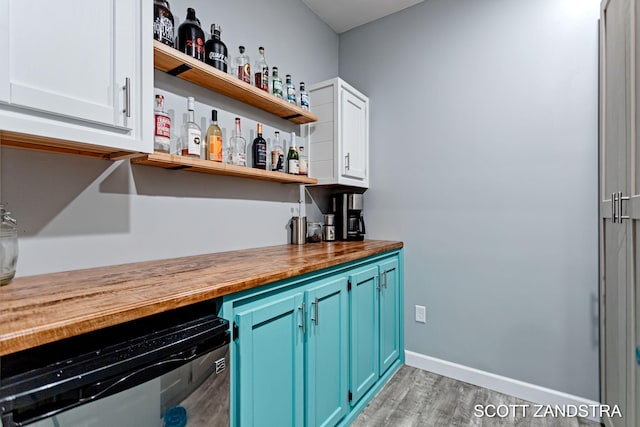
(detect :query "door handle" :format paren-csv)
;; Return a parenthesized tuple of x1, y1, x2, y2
(383, 271, 388, 289)
(612, 193, 617, 223)
(311, 297, 319, 326)
(123, 77, 131, 118)
(345, 153, 350, 171)
(618, 191, 630, 221)
(299, 303, 306, 334)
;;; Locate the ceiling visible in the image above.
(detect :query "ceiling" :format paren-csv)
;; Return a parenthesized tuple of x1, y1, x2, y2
(302, 0, 425, 34)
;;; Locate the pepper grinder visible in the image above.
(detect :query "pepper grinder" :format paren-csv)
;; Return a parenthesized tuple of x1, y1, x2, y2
(323, 214, 335, 241)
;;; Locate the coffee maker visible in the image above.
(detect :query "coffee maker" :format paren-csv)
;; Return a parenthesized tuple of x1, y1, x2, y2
(333, 193, 365, 241)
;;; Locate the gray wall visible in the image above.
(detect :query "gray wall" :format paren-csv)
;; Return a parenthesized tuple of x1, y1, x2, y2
(1, 0, 338, 276)
(339, 0, 600, 399)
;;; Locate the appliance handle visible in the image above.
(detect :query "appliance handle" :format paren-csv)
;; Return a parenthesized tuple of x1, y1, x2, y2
(360, 215, 366, 235)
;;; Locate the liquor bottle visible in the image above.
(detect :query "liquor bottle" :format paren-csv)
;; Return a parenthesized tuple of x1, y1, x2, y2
(299, 82, 310, 111)
(287, 132, 299, 174)
(233, 46, 251, 84)
(271, 67, 283, 99)
(206, 109, 223, 162)
(153, 0, 174, 47)
(285, 74, 297, 105)
(252, 123, 267, 169)
(177, 8, 205, 61)
(179, 97, 203, 158)
(230, 117, 247, 166)
(205, 24, 228, 72)
(271, 131, 284, 172)
(298, 145, 308, 176)
(254, 47, 269, 91)
(154, 94, 171, 153)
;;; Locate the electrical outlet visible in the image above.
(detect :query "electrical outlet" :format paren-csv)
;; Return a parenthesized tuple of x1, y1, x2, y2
(415, 305, 426, 323)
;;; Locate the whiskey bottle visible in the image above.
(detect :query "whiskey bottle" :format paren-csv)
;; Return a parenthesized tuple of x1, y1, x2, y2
(233, 46, 251, 84)
(271, 131, 284, 172)
(154, 94, 171, 153)
(153, 0, 174, 47)
(285, 74, 297, 105)
(299, 82, 310, 111)
(252, 123, 268, 169)
(287, 132, 299, 174)
(179, 97, 203, 158)
(177, 8, 205, 61)
(205, 24, 228, 72)
(206, 109, 223, 162)
(271, 67, 283, 99)
(254, 47, 269, 91)
(230, 118, 247, 166)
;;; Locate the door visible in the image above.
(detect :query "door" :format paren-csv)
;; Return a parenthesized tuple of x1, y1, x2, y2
(235, 293, 304, 427)
(2, 0, 135, 129)
(306, 275, 349, 427)
(600, 0, 633, 426)
(349, 265, 379, 405)
(340, 86, 367, 181)
(379, 257, 400, 375)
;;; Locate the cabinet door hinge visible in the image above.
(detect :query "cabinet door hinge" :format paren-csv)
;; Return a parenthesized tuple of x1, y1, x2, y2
(233, 321, 239, 341)
(348, 390, 353, 402)
(348, 280, 352, 291)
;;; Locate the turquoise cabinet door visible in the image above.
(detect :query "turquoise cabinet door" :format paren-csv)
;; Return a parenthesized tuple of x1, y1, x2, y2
(305, 275, 349, 427)
(349, 265, 379, 405)
(379, 257, 400, 375)
(235, 293, 304, 427)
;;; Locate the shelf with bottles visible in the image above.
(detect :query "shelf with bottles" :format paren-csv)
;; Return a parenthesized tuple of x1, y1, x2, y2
(153, 41, 317, 125)
(131, 152, 317, 184)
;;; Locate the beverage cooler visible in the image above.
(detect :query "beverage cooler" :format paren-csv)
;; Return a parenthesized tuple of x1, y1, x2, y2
(0, 301, 230, 427)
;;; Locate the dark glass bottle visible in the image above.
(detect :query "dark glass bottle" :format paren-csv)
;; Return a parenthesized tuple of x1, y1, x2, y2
(205, 24, 228, 72)
(177, 8, 205, 61)
(153, 0, 174, 47)
(252, 123, 267, 169)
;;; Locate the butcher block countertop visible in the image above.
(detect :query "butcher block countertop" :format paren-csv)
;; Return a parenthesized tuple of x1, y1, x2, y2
(0, 240, 403, 356)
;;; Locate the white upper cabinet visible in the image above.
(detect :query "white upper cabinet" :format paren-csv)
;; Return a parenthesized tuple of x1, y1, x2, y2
(307, 78, 369, 188)
(0, 0, 152, 154)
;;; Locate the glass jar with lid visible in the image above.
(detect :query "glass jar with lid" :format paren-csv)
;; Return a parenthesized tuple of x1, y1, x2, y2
(0, 206, 18, 285)
(306, 221, 322, 243)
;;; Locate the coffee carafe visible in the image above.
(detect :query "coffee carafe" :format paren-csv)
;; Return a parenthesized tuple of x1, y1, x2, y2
(333, 193, 365, 241)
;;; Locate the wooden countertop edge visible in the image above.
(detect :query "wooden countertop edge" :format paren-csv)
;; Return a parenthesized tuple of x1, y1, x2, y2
(0, 241, 403, 356)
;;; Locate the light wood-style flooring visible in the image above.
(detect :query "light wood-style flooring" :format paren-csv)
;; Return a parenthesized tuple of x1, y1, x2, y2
(352, 366, 602, 427)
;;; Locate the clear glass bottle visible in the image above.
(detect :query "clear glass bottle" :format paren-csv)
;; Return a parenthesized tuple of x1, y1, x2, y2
(230, 117, 247, 166)
(298, 145, 308, 176)
(233, 46, 251, 83)
(252, 123, 267, 169)
(254, 47, 269, 91)
(285, 74, 297, 105)
(287, 132, 299, 174)
(299, 82, 310, 111)
(271, 67, 283, 99)
(153, 0, 174, 47)
(0, 206, 18, 286)
(271, 131, 284, 172)
(205, 24, 228, 73)
(177, 8, 205, 61)
(154, 94, 171, 153)
(206, 109, 223, 161)
(179, 97, 203, 158)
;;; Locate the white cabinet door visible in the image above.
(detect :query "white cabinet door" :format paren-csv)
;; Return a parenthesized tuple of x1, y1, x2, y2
(5, 0, 134, 129)
(340, 87, 367, 182)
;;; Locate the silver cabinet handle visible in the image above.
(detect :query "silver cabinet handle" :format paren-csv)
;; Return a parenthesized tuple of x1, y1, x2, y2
(311, 297, 319, 326)
(383, 271, 388, 289)
(612, 192, 619, 223)
(345, 153, 350, 171)
(299, 303, 306, 334)
(619, 191, 630, 221)
(377, 274, 381, 291)
(123, 77, 131, 118)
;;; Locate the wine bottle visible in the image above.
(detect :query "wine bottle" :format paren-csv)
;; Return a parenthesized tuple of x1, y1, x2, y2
(252, 123, 267, 169)
(206, 110, 223, 162)
(205, 24, 228, 72)
(179, 97, 203, 158)
(154, 94, 171, 153)
(230, 118, 247, 166)
(299, 82, 310, 111)
(177, 8, 205, 61)
(254, 47, 269, 91)
(153, 0, 174, 47)
(287, 132, 299, 174)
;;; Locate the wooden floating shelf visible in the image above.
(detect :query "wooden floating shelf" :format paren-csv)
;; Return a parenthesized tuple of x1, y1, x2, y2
(154, 41, 318, 125)
(132, 152, 318, 184)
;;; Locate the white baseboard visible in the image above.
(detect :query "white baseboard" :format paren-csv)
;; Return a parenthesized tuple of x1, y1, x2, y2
(405, 350, 601, 423)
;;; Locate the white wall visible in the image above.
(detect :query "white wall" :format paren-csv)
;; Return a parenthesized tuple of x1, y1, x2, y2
(339, 0, 600, 400)
(0, 0, 338, 276)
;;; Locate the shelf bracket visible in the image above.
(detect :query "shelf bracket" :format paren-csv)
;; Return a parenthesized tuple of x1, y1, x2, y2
(282, 113, 302, 120)
(168, 63, 192, 76)
(168, 165, 192, 171)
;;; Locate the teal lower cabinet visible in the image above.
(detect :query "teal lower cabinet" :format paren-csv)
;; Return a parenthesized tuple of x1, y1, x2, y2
(224, 249, 404, 427)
